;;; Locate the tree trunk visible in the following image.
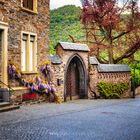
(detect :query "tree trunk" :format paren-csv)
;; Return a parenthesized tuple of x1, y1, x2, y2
(108, 46, 114, 64)
(108, 38, 114, 64)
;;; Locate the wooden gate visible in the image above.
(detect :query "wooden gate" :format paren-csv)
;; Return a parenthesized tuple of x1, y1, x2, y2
(66, 59, 79, 100)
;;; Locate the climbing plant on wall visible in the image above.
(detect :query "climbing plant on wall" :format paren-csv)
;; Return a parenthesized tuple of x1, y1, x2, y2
(8, 61, 62, 103)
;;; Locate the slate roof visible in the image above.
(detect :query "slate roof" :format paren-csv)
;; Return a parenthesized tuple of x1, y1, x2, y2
(97, 64, 131, 72)
(49, 55, 62, 64)
(89, 56, 99, 65)
(57, 42, 90, 52)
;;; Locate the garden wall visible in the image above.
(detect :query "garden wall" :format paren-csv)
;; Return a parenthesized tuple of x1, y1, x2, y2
(89, 57, 131, 98)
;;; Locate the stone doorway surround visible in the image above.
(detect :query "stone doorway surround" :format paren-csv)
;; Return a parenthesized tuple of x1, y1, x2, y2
(65, 54, 88, 101)
(51, 42, 90, 102)
(0, 21, 8, 87)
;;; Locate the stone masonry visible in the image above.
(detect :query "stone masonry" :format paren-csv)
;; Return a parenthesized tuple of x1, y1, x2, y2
(51, 48, 131, 100)
(0, 0, 49, 74)
(89, 57, 131, 98)
(0, 0, 50, 102)
(52, 42, 89, 100)
(0, 1, 132, 103)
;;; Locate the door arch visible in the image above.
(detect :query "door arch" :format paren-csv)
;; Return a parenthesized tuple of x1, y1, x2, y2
(64, 54, 87, 101)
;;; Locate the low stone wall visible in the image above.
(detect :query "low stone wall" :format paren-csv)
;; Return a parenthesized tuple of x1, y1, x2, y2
(10, 87, 48, 105)
(89, 65, 131, 98)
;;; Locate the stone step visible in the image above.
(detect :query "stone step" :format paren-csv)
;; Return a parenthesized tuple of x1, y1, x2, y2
(0, 102, 10, 108)
(0, 105, 20, 113)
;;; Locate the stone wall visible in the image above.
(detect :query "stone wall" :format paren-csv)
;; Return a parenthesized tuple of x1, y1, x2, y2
(89, 65, 131, 98)
(0, 0, 50, 86)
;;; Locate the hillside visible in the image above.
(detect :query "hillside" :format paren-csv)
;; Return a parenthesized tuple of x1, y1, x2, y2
(50, 5, 85, 51)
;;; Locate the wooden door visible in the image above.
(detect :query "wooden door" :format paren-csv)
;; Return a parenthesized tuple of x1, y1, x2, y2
(66, 61, 79, 100)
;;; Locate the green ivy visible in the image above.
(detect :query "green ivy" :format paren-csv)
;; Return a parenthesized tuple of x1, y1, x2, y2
(97, 82, 129, 99)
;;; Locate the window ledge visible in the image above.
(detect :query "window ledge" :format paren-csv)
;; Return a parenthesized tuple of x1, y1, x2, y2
(21, 71, 38, 74)
(21, 7, 38, 14)
(12, 87, 28, 91)
(0, 21, 8, 26)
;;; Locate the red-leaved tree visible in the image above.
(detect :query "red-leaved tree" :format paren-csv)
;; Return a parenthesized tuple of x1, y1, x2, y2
(80, 0, 140, 64)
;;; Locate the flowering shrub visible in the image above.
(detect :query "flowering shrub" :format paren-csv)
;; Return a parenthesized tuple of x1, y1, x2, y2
(8, 61, 61, 103)
(41, 61, 53, 82)
(8, 64, 16, 79)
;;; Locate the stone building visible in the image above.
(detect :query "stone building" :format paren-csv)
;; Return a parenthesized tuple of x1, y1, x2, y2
(0, 0, 50, 102)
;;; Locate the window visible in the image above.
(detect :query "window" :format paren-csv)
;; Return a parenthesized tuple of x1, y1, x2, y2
(21, 32, 37, 72)
(22, 0, 37, 12)
(23, 0, 33, 10)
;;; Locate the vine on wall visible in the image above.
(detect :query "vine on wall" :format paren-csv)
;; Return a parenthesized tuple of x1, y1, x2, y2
(8, 61, 62, 103)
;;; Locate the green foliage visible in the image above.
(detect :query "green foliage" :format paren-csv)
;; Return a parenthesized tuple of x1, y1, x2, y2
(131, 67, 140, 87)
(49, 43, 56, 55)
(116, 52, 140, 87)
(97, 82, 129, 99)
(50, 5, 85, 48)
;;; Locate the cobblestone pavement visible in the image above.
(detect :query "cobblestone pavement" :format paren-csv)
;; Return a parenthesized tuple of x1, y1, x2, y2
(0, 96, 140, 140)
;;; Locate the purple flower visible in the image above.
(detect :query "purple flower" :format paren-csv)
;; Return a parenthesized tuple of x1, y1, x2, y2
(47, 85, 51, 92)
(8, 65, 16, 79)
(46, 65, 51, 72)
(21, 79, 28, 86)
(41, 66, 46, 72)
(30, 83, 36, 92)
(49, 82, 56, 93)
(38, 83, 47, 90)
(35, 77, 41, 85)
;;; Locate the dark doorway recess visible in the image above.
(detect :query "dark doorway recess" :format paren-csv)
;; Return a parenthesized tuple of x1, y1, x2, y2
(65, 55, 87, 101)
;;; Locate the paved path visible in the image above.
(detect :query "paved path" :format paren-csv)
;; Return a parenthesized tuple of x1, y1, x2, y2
(0, 96, 140, 140)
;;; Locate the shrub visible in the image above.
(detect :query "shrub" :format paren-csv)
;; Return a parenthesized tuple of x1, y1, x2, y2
(97, 82, 129, 99)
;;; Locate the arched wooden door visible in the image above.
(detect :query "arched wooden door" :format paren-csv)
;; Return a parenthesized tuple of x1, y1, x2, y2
(65, 56, 87, 101)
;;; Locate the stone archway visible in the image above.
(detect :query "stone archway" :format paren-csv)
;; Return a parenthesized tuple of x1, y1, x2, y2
(64, 54, 87, 101)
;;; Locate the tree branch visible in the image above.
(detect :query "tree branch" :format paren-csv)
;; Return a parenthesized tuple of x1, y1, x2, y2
(114, 41, 140, 63)
(69, 35, 76, 43)
(112, 30, 131, 41)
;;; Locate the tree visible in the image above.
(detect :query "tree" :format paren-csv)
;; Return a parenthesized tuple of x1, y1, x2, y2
(80, 0, 140, 64)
